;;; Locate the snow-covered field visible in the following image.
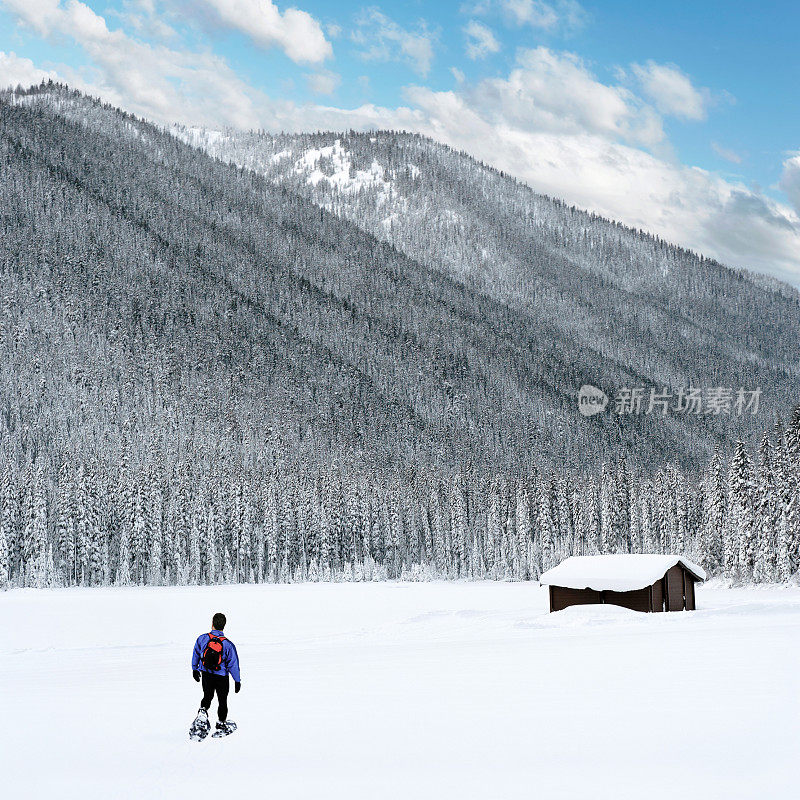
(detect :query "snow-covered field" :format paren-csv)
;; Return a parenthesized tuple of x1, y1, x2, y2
(5, 581, 799, 799)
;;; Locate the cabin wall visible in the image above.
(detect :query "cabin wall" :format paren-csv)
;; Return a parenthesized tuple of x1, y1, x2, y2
(550, 586, 602, 612)
(550, 586, 650, 612)
(650, 579, 663, 612)
(547, 565, 701, 613)
(603, 588, 651, 613)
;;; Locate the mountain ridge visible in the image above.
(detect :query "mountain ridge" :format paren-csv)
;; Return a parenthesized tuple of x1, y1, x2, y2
(1, 83, 799, 477)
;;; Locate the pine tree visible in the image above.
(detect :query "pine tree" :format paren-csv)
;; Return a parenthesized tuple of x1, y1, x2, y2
(86, 470, 103, 585)
(728, 440, 755, 582)
(189, 512, 201, 585)
(585, 485, 600, 554)
(0, 470, 17, 583)
(538, 482, 554, 576)
(205, 502, 218, 584)
(753, 433, 775, 583)
(265, 478, 278, 583)
(613, 461, 631, 552)
(785, 404, 800, 473)
(485, 482, 501, 576)
(243, 494, 256, 582)
(571, 487, 586, 557)
(117, 520, 132, 586)
(512, 483, 530, 579)
(56, 464, 75, 584)
(150, 484, 164, 584)
(599, 462, 612, 554)
(0, 522, 9, 589)
(432, 486, 446, 576)
(451, 477, 468, 578)
(148, 525, 163, 586)
(702, 450, 726, 573)
(776, 506, 792, 583)
(628, 479, 641, 554)
(316, 479, 331, 578)
(32, 470, 50, 588)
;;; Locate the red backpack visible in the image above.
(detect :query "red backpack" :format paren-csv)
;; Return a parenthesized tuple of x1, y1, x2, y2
(201, 634, 226, 671)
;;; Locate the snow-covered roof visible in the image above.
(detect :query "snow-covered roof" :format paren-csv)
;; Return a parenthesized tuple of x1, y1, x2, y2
(539, 555, 706, 592)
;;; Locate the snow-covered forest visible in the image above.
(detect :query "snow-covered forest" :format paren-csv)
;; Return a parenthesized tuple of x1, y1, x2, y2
(3, 409, 799, 589)
(2, 84, 800, 589)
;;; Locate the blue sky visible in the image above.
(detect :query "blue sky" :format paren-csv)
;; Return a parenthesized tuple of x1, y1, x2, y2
(2, 0, 799, 283)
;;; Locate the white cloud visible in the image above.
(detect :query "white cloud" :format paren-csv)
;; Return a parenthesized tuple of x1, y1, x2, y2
(502, 0, 558, 28)
(498, 0, 586, 31)
(2, 0, 267, 128)
(464, 20, 500, 60)
(114, 0, 176, 41)
(711, 141, 742, 164)
(631, 60, 709, 121)
(469, 48, 664, 147)
(195, 0, 332, 64)
(306, 69, 340, 96)
(780, 152, 800, 215)
(351, 8, 437, 77)
(0, 50, 60, 88)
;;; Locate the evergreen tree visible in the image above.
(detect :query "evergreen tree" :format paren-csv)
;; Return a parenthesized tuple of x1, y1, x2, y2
(753, 433, 775, 583)
(538, 483, 554, 576)
(451, 477, 468, 578)
(0, 522, 9, 589)
(205, 502, 218, 584)
(0, 470, 17, 582)
(432, 486, 446, 576)
(32, 471, 51, 588)
(265, 478, 279, 583)
(486, 483, 501, 577)
(56, 464, 75, 584)
(728, 440, 755, 582)
(117, 520, 132, 586)
(776, 506, 792, 583)
(599, 463, 613, 554)
(189, 512, 201, 585)
(702, 450, 726, 572)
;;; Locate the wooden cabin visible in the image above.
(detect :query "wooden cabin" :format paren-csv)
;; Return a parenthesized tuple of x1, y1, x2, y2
(539, 555, 706, 613)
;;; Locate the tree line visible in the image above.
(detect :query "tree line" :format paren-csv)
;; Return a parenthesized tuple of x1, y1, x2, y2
(3, 408, 798, 589)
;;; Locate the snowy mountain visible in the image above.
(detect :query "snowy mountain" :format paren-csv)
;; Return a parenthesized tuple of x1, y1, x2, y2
(2, 84, 800, 592)
(178, 125, 800, 467)
(2, 84, 800, 479)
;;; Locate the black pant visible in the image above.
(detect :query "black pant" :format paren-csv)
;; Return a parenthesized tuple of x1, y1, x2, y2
(200, 671, 230, 721)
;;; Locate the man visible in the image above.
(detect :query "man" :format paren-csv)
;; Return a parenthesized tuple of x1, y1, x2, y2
(190, 612, 241, 739)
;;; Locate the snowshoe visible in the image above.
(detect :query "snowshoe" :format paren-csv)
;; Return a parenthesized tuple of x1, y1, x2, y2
(189, 707, 210, 742)
(211, 720, 237, 738)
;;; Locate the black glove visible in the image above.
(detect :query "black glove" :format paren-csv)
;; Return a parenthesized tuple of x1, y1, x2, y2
(193, 670, 201, 682)
(235, 681, 241, 693)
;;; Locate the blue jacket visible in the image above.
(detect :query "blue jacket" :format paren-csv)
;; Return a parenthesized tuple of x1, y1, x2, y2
(192, 629, 241, 682)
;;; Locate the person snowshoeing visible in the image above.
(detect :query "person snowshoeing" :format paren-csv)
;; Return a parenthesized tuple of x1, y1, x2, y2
(191, 612, 241, 738)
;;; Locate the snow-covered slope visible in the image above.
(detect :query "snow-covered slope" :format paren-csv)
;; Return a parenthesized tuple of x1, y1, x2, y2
(4, 85, 800, 475)
(5, 581, 799, 799)
(174, 125, 800, 455)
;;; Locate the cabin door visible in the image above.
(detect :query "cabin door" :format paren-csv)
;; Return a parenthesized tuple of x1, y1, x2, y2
(664, 565, 685, 611)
